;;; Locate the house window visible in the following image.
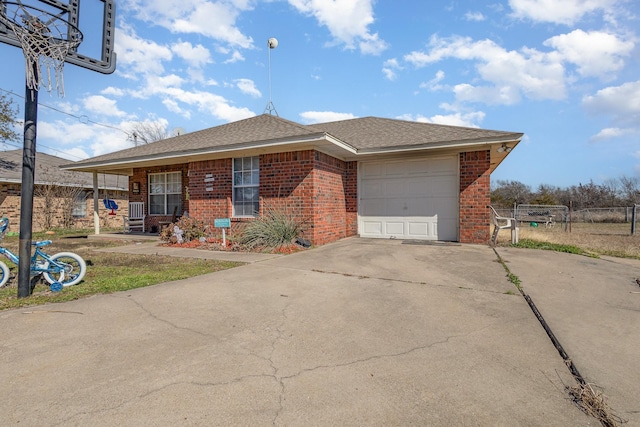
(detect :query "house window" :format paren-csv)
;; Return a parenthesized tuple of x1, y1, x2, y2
(149, 172, 182, 215)
(233, 156, 259, 217)
(72, 191, 87, 218)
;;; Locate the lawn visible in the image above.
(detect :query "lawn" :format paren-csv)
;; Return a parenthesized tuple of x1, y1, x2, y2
(0, 232, 243, 310)
(495, 222, 640, 259)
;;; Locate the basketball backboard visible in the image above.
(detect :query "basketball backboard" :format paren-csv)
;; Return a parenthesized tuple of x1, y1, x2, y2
(0, 0, 116, 74)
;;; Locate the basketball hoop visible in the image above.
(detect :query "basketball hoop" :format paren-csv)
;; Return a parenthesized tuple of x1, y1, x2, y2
(0, 1, 83, 96)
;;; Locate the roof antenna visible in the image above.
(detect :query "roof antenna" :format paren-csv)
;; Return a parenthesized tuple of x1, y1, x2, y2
(264, 37, 279, 116)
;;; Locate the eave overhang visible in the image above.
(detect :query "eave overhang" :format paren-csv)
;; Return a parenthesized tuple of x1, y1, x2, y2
(61, 131, 522, 175)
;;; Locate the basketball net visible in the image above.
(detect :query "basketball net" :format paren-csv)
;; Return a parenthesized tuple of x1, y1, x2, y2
(0, 2, 82, 97)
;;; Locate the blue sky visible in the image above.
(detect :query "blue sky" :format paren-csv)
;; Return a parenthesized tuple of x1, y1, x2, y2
(1, 0, 638, 188)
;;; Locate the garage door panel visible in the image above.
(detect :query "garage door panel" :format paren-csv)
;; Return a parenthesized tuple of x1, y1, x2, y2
(385, 221, 405, 235)
(362, 220, 383, 235)
(361, 162, 383, 178)
(384, 161, 409, 177)
(359, 156, 459, 241)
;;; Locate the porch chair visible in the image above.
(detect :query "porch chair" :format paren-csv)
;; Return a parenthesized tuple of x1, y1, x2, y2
(123, 202, 146, 233)
(488, 205, 518, 245)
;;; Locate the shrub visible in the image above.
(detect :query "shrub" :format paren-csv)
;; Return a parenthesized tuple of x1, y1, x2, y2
(239, 205, 306, 249)
(160, 216, 209, 243)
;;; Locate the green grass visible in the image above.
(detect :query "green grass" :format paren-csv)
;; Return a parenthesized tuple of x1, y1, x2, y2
(0, 237, 243, 310)
(511, 238, 598, 257)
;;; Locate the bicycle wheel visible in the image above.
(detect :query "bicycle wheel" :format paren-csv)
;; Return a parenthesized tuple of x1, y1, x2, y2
(43, 252, 87, 287)
(0, 261, 10, 288)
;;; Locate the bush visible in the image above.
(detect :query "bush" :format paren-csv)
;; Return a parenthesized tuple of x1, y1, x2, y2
(160, 217, 209, 243)
(239, 206, 305, 249)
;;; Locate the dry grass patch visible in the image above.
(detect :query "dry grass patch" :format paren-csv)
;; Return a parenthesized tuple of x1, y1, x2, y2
(495, 222, 640, 258)
(568, 382, 625, 427)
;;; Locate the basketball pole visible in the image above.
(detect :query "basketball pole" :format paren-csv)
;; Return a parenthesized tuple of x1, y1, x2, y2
(17, 68, 38, 298)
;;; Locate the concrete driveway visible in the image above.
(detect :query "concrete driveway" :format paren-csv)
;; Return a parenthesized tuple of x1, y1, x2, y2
(1, 238, 620, 426)
(496, 247, 640, 426)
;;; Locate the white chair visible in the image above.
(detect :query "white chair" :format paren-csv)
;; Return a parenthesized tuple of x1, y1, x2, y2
(123, 202, 145, 233)
(489, 205, 518, 245)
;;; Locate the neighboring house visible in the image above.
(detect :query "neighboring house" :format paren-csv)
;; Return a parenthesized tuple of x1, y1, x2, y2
(0, 149, 128, 232)
(62, 114, 522, 245)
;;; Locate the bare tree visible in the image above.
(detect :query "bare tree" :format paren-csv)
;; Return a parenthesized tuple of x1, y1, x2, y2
(490, 180, 532, 208)
(618, 175, 640, 205)
(33, 166, 85, 230)
(128, 120, 170, 146)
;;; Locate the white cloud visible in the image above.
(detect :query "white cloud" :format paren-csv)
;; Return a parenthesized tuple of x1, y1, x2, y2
(405, 35, 566, 104)
(159, 88, 255, 122)
(508, 0, 617, 25)
(582, 80, 640, 142)
(544, 30, 634, 79)
(115, 27, 172, 76)
(82, 96, 126, 118)
(589, 127, 636, 142)
(382, 58, 401, 80)
(465, 11, 485, 21)
(419, 70, 446, 91)
(299, 111, 357, 124)
(38, 120, 131, 158)
(235, 79, 262, 98)
(583, 80, 640, 141)
(163, 98, 192, 119)
(172, 2, 254, 48)
(171, 41, 212, 68)
(583, 80, 640, 124)
(397, 109, 485, 128)
(101, 87, 125, 97)
(288, 0, 388, 55)
(224, 51, 245, 64)
(123, 0, 254, 48)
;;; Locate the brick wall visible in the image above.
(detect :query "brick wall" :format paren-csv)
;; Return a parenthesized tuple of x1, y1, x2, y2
(459, 150, 491, 243)
(133, 150, 356, 246)
(311, 152, 359, 245)
(0, 183, 127, 232)
(260, 150, 315, 241)
(129, 164, 189, 232)
(188, 158, 233, 225)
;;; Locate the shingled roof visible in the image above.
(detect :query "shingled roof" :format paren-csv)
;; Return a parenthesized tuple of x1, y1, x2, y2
(307, 116, 522, 151)
(1, 149, 126, 190)
(63, 114, 523, 173)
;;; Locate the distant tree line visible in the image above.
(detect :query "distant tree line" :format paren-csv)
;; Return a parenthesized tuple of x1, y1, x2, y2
(491, 177, 640, 209)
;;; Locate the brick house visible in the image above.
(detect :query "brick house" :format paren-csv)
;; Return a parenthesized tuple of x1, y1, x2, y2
(63, 114, 522, 245)
(1, 149, 128, 232)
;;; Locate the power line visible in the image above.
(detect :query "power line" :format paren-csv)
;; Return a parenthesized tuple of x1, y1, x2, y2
(1, 87, 132, 160)
(0, 87, 131, 136)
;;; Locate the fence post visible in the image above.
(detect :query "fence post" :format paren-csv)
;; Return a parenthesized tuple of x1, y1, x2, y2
(632, 204, 638, 236)
(568, 201, 572, 233)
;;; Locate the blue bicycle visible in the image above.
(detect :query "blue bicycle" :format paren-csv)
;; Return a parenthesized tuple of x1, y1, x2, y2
(0, 218, 87, 290)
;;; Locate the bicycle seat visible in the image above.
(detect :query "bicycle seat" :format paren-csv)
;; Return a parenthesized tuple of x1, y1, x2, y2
(32, 240, 52, 247)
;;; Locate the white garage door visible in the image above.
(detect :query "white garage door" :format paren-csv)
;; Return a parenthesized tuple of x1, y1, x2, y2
(359, 156, 459, 241)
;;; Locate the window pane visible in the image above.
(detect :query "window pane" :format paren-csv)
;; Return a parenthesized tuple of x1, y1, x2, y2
(149, 195, 165, 215)
(232, 172, 240, 185)
(72, 191, 87, 218)
(242, 171, 252, 185)
(166, 172, 181, 193)
(149, 174, 165, 194)
(167, 194, 182, 215)
(233, 156, 259, 217)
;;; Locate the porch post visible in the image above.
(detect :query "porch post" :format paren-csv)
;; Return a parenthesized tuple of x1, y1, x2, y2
(93, 172, 100, 234)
